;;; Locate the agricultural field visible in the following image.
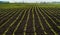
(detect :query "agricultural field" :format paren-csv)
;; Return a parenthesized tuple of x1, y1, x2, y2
(0, 3, 60, 35)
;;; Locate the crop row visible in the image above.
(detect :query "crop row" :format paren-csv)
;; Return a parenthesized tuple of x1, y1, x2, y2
(0, 7, 60, 35)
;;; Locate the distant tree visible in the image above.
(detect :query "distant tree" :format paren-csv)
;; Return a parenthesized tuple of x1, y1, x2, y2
(0, 1, 9, 3)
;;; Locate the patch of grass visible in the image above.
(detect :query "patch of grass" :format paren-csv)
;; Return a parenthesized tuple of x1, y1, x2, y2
(0, 3, 60, 9)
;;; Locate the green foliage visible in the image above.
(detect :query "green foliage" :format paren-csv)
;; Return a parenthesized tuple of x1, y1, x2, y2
(0, 3, 60, 9)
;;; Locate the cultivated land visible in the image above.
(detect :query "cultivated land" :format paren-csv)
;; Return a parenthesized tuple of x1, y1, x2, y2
(0, 3, 60, 35)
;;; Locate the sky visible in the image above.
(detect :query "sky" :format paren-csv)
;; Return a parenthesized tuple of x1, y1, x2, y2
(0, 0, 60, 3)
